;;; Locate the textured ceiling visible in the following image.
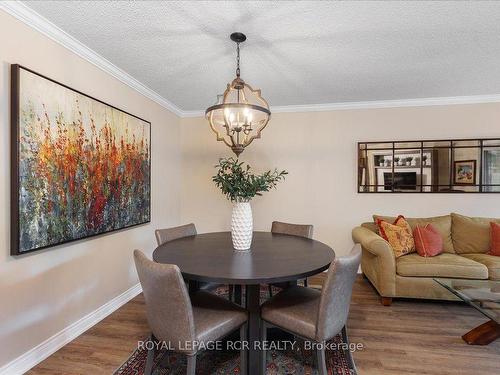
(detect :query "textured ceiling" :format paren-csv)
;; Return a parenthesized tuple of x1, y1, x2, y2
(23, 1, 500, 111)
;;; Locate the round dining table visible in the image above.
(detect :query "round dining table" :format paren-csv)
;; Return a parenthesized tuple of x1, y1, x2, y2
(153, 231, 335, 375)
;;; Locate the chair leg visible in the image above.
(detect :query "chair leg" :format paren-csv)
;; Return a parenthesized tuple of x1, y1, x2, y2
(268, 285, 273, 298)
(144, 334, 156, 375)
(303, 278, 308, 287)
(186, 354, 196, 375)
(240, 324, 247, 375)
(341, 325, 357, 373)
(261, 321, 267, 374)
(315, 343, 327, 375)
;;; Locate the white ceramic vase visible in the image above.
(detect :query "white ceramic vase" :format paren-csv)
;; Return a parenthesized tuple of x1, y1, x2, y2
(231, 201, 253, 251)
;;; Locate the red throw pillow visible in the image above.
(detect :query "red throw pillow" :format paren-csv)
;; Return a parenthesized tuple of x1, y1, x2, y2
(489, 222, 500, 256)
(413, 224, 443, 257)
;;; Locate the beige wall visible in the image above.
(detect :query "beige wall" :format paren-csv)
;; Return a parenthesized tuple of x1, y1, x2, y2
(0, 10, 181, 368)
(3, 5, 500, 371)
(180, 104, 500, 256)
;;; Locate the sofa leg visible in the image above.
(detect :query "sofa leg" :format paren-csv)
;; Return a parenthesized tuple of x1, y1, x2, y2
(381, 297, 392, 306)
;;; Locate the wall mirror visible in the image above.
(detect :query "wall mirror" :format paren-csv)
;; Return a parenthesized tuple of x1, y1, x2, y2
(358, 138, 500, 193)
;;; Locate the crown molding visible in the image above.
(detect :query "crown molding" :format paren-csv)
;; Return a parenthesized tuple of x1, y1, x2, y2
(182, 94, 500, 118)
(3, 2, 500, 119)
(0, 0, 184, 117)
(271, 95, 500, 113)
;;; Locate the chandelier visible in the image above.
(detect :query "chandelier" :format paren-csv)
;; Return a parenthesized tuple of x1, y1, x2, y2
(205, 32, 271, 156)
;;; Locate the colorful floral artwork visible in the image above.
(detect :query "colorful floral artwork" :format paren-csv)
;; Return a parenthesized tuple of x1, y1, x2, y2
(11, 66, 151, 254)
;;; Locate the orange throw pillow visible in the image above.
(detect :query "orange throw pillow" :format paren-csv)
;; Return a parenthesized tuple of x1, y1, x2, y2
(490, 222, 500, 256)
(414, 224, 443, 257)
(377, 215, 415, 258)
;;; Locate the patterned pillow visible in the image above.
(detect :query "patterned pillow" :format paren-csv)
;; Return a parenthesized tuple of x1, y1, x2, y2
(490, 222, 500, 256)
(377, 215, 416, 258)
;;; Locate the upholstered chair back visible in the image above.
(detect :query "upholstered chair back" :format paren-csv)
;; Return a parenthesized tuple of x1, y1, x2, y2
(155, 223, 197, 246)
(133, 250, 195, 351)
(271, 221, 314, 239)
(316, 244, 361, 342)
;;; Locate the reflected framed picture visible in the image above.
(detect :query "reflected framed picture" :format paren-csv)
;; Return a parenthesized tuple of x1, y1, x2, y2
(11, 65, 151, 255)
(453, 160, 476, 185)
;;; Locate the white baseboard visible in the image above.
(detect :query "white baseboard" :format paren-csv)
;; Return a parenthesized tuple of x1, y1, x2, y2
(0, 283, 142, 375)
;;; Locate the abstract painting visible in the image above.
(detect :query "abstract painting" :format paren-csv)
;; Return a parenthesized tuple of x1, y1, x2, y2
(11, 65, 151, 255)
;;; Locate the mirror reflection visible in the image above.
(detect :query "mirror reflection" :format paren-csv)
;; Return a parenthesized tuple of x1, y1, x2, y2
(358, 138, 500, 193)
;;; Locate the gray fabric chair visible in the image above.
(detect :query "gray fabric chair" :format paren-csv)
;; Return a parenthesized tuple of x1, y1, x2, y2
(155, 223, 220, 292)
(134, 250, 248, 375)
(269, 221, 314, 297)
(155, 223, 197, 246)
(271, 221, 314, 239)
(261, 244, 361, 375)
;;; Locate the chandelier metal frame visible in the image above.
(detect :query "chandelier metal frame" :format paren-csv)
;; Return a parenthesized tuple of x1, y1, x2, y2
(205, 32, 271, 156)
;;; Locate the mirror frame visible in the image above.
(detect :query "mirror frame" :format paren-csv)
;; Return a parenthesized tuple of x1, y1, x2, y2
(358, 138, 500, 193)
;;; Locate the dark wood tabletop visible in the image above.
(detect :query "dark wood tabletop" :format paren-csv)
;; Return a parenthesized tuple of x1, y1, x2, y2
(152, 231, 335, 285)
(152, 231, 335, 375)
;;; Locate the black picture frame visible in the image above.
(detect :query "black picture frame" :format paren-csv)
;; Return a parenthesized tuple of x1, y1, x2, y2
(11, 64, 152, 255)
(357, 138, 500, 193)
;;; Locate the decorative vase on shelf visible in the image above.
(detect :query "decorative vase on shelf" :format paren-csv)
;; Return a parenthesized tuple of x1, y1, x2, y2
(231, 200, 253, 251)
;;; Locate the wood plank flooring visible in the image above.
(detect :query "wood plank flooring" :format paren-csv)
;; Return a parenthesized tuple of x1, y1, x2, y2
(27, 275, 500, 375)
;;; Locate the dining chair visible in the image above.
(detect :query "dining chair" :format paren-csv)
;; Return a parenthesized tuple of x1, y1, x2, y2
(155, 223, 197, 246)
(260, 244, 362, 375)
(155, 223, 220, 292)
(134, 250, 248, 375)
(269, 221, 314, 297)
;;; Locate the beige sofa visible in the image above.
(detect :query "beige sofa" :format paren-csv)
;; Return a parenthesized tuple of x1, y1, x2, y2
(352, 213, 500, 305)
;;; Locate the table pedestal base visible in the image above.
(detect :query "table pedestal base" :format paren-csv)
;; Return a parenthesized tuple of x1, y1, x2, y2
(462, 320, 500, 345)
(245, 284, 262, 375)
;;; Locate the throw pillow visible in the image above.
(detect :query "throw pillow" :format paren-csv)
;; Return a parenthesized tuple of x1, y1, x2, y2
(490, 222, 500, 256)
(414, 224, 443, 257)
(377, 215, 416, 258)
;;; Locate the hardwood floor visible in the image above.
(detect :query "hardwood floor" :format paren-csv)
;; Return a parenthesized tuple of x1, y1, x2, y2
(28, 275, 500, 375)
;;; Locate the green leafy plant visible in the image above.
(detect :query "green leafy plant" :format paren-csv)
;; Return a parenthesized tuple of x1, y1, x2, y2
(213, 157, 288, 202)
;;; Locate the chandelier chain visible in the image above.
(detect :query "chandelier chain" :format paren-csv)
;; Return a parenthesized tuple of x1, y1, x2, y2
(236, 42, 241, 77)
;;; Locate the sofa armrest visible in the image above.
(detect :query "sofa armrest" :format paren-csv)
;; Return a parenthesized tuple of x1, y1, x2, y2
(352, 226, 396, 297)
(352, 227, 394, 261)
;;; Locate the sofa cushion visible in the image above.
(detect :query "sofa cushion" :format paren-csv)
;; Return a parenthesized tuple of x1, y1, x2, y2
(374, 214, 454, 253)
(361, 222, 378, 233)
(461, 254, 500, 280)
(396, 253, 488, 279)
(451, 213, 500, 254)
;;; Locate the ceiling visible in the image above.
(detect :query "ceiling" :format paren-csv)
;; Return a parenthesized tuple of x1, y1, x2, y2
(21, 1, 500, 112)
